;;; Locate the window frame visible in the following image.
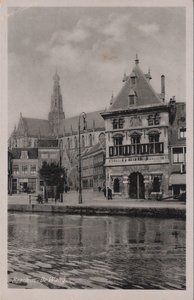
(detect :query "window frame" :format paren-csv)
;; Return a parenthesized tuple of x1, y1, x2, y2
(172, 147, 185, 164)
(179, 127, 186, 139)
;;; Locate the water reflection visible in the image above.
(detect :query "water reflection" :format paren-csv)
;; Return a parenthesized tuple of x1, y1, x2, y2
(8, 213, 185, 289)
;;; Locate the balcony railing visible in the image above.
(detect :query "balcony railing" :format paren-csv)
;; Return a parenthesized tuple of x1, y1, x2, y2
(109, 142, 164, 157)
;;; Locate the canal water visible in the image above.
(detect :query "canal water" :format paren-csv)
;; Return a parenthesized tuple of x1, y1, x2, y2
(8, 212, 186, 289)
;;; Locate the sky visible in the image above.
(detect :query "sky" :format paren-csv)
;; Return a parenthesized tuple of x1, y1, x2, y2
(8, 6, 186, 135)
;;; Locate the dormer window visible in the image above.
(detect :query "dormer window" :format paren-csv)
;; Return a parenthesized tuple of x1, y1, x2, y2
(128, 89, 137, 106)
(130, 71, 136, 85)
(131, 77, 135, 85)
(20, 151, 28, 159)
(129, 95, 135, 105)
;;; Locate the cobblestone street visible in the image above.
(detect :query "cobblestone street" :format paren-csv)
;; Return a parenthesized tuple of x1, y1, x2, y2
(8, 190, 185, 209)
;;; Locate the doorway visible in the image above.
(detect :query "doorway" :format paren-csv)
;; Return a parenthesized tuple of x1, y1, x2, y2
(129, 172, 145, 199)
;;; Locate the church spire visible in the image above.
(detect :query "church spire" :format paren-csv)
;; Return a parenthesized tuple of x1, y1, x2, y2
(135, 53, 139, 65)
(48, 71, 65, 134)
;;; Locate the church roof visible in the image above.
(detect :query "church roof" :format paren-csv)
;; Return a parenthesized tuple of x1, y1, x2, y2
(21, 118, 53, 138)
(59, 110, 105, 136)
(110, 62, 162, 111)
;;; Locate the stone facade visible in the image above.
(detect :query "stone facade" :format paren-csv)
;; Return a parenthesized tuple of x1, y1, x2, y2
(81, 142, 106, 190)
(101, 57, 186, 200)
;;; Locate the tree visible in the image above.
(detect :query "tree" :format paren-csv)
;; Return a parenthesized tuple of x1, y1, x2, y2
(39, 161, 65, 201)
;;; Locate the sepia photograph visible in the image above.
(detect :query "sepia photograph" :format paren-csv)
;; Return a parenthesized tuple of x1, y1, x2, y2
(0, 1, 193, 299)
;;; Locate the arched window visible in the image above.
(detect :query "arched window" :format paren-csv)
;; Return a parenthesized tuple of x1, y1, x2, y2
(113, 178, 120, 193)
(67, 138, 70, 149)
(131, 133, 141, 155)
(131, 133, 141, 144)
(89, 134, 93, 147)
(113, 135, 123, 156)
(113, 135, 123, 146)
(152, 177, 160, 192)
(149, 132, 160, 143)
(148, 131, 160, 154)
(74, 136, 77, 149)
(99, 132, 105, 143)
(82, 135, 85, 148)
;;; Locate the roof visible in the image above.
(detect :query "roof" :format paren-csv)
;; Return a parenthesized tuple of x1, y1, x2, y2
(82, 142, 105, 158)
(38, 139, 58, 148)
(110, 63, 162, 111)
(11, 148, 38, 159)
(58, 110, 105, 136)
(22, 117, 53, 138)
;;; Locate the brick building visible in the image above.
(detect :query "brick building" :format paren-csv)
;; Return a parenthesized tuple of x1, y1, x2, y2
(81, 141, 106, 190)
(11, 148, 39, 194)
(168, 101, 186, 196)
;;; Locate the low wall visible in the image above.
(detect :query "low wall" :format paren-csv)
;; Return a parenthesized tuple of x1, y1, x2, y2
(8, 204, 186, 219)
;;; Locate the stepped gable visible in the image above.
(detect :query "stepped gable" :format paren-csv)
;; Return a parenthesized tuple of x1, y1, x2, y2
(59, 110, 105, 136)
(21, 117, 53, 138)
(110, 59, 162, 111)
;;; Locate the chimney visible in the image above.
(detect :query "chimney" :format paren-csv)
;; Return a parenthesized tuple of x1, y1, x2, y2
(161, 75, 165, 102)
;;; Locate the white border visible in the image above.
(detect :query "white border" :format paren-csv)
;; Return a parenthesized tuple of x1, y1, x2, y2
(0, 1, 193, 300)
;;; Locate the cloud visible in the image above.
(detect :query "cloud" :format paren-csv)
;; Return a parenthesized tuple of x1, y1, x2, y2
(48, 43, 83, 72)
(102, 14, 130, 42)
(138, 23, 159, 35)
(50, 27, 90, 45)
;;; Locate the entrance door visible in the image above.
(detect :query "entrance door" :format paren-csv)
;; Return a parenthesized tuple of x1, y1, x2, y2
(12, 179, 17, 194)
(129, 172, 145, 199)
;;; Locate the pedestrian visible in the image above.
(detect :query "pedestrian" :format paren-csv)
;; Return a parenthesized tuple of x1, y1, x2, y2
(65, 185, 68, 193)
(108, 187, 112, 200)
(102, 187, 106, 197)
(98, 186, 101, 192)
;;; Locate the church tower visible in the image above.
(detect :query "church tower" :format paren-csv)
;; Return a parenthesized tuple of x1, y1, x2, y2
(48, 72, 65, 135)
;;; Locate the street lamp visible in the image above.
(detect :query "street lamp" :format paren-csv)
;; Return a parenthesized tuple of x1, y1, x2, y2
(59, 139, 64, 203)
(78, 112, 87, 204)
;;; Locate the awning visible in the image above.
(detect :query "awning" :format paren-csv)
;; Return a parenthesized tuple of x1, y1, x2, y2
(169, 174, 186, 185)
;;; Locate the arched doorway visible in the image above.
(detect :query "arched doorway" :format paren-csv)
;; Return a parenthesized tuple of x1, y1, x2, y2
(129, 172, 145, 199)
(152, 176, 160, 192)
(113, 178, 120, 193)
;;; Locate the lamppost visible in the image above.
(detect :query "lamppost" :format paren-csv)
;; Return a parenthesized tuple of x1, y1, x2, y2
(78, 112, 87, 204)
(59, 140, 64, 203)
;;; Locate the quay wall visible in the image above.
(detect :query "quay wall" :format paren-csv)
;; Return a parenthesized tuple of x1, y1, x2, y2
(8, 204, 186, 219)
